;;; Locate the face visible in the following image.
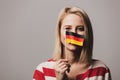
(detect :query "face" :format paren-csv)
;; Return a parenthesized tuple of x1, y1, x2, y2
(60, 14, 85, 51)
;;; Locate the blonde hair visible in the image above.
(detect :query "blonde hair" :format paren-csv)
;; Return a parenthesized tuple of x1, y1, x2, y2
(53, 6, 93, 64)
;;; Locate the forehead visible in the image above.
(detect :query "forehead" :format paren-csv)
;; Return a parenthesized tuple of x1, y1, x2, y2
(62, 14, 84, 26)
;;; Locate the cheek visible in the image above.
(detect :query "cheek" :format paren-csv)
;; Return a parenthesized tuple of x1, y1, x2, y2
(61, 36, 64, 44)
(77, 32, 84, 35)
(60, 30, 65, 45)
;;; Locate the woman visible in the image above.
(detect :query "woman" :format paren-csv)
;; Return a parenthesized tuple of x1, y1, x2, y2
(33, 6, 111, 80)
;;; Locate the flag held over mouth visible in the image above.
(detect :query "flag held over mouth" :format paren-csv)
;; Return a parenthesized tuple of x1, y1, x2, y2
(66, 31, 84, 46)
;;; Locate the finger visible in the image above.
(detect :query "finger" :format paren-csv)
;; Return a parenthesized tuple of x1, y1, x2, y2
(54, 62, 65, 71)
(55, 62, 68, 73)
(57, 62, 67, 68)
(55, 59, 68, 68)
(57, 66, 68, 74)
(54, 59, 69, 73)
(60, 66, 68, 73)
(60, 63, 67, 69)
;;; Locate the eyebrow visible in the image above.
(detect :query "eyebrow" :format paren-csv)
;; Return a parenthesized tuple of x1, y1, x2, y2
(64, 25, 72, 27)
(63, 25, 84, 28)
(76, 25, 84, 27)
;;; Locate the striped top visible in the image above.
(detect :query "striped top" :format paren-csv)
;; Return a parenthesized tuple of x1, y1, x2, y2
(33, 59, 111, 80)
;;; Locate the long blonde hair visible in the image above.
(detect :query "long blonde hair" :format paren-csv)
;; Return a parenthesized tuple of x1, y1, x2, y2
(53, 6, 93, 64)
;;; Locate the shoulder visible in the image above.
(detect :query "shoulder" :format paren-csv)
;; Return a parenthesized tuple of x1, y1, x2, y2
(91, 59, 110, 73)
(36, 59, 56, 72)
(92, 59, 109, 69)
(90, 59, 112, 79)
(77, 60, 112, 80)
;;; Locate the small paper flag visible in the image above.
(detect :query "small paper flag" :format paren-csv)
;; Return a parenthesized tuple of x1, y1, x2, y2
(66, 31, 84, 46)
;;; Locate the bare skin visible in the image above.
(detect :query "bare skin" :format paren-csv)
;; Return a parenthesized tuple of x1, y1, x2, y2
(54, 14, 90, 80)
(54, 59, 69, 80)
(54, 59, 89, 80)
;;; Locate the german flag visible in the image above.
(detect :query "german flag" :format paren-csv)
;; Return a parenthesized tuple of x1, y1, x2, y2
(66, 31, 84, 46)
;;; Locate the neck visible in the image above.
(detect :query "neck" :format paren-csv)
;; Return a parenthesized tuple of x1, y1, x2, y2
(64, 49, 74, 64)
(63, 47, 82, 64)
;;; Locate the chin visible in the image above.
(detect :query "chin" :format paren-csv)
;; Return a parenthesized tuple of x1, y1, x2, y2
(67, 44, 78, 51)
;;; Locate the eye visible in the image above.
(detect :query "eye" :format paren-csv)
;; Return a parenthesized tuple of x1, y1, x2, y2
(64, 26, 72, 31)
(77, 26, 84, 31)
(65, 27, 71, 30)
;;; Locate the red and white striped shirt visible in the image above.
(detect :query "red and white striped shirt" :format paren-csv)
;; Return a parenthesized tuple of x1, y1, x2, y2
(33, 59, 111, 80)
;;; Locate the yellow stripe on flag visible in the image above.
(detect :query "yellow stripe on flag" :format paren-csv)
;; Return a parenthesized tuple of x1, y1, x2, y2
(66, 39, 83, 46)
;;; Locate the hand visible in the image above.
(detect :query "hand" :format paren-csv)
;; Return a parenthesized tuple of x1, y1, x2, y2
(54, 59, 69, 80)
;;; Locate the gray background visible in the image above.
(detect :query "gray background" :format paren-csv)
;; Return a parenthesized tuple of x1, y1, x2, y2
(0, 0, 120, 80)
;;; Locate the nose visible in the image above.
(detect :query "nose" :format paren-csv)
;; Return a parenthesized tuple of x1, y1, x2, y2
(71, 27, 77, 33)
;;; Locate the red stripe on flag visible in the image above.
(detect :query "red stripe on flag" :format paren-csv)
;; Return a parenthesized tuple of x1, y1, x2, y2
(66, 35, 84, 42)
(76, 67, 109, 80)
(43, 67, 56, 77)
